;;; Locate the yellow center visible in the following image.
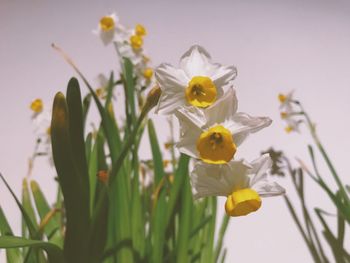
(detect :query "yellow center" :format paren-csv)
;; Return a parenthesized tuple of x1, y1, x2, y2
(30, 99, 43, 113)
(185, 76, 217, 107)
(278, 94, 286, 103)
(225, 188, 262, 217)
(99, 16, 115, 32)
(96, 87, 105, 98)
(285, 125, 293, 133)
(143, 68, 153, 80)
(130, 35, 143, 50)
(135, 24, 147, 36)
(280, 112, 288, 119)
(196, 125, 236, 164)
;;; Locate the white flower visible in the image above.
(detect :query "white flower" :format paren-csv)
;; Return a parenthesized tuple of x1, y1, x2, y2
(31, 106, 54, 167)
(191, 154, 285, 217)
(175, 88, 272, 164)
(278, 90, 294, 110)
(155, 45, 237, 114)
(281, 107, 300, 133)
(94, 13, 127, 46)
(278, 90, 301, 133)
(114, 24, 149, 66)
(135, 61, 154, 90)
(116, 42, 144, 65)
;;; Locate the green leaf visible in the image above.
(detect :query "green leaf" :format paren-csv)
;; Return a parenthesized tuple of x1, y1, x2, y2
(130, 148, 145, 259)
(0, 236, 64, 263)
(165, 154, 190, 229)
(148, 120, 165, 186)
(122, 57, 136, 127)
(51, 92, 89, 262)
(85, 133, 93, 168)
(201, 197, 216, 263)
(151, 189, 167, 263)
(66, 77, 90, 216)
(0, 173, 37, 239)
(214, 215, 230, 262)
(0, 206, 23, 262)
(30, 180, 62, 246)
(176, 176, 192, 263)
(315, 208, 350, 262)
(87, 184, 109, 263)
(22, 178, 38, 232)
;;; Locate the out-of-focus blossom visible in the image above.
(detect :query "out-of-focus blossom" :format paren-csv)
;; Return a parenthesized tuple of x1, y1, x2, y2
(191, 154, 285, 217)
(155, 45, 237, 114)
(30, 99, 53, 167)
(278, 90, 301, 133)
(175, 88, 271, 164)
(278, 90, 295, 110)
(94, 13, 128, 45)
(95, 74, 109, 99)
(30, 98, 44, 119)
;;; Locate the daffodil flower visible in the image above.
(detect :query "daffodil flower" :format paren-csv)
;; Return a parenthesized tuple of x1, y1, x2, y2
(155, 45, 237, 114)
(191, 154, 285, 217)
(30, 102, 54, 167)
(280, 105, 300, 133)
(94, 13, 127, 46)
(278, 90, 295, 110)
(175, 88, 272, 164)
(115, 24, 149, 66)
(30, 98, 44, 119)
(278, 90, 301, 133)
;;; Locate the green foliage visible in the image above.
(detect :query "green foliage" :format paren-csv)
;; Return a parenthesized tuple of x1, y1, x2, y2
(269, 98, 350, 263)
(0, 55, 230, 262)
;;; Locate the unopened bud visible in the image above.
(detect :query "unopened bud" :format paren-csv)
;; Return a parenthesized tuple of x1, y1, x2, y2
(143, 85, 161, 112)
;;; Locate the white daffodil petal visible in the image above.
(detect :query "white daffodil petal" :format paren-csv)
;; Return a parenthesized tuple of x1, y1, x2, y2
(155, 63, 188, 88)
(211, 64, 237, 87)
(155, 63, 189, 114)
(253, 181, 286, 197)
(175, 109, 204, 158)
(227, 113, 272, 146)
(180, 45, 212, 77)
(191, 160, 251, 199)
(204, 87, 238, 127)
(155, 90, 186, 114)
(100, 30, 115, 46)
(191, 163, 231, 199)
(249, 154, 272, 186)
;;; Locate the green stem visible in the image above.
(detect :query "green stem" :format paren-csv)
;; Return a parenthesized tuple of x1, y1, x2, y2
(299, 103, 349, 204)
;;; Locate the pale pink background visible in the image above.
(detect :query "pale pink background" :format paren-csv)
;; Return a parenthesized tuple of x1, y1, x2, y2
(1, 0, 350, 262)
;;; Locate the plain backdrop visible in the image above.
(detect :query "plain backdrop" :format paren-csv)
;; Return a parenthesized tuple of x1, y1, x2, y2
(1, 0, 350, 262)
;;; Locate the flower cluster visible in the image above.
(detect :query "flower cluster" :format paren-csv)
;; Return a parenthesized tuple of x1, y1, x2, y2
(278, 91, 302, 133)
(156, 46, 285, 217)
(94, 13, 154, 91)
(29, 98, 53, 168)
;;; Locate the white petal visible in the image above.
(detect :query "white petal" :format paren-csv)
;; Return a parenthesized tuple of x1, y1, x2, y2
(179, 45, 212, 77)
(204, 87, 238, 127)
(227, 113, 272, 146)
(155, 90, 185, 114)
(97, 74, 108, 87)
(99, 30, 115, 46)
(249, 154, 272, 186)
(155, 63, 189, 114)
(175, 108, 205, 158)
(253, 181, 286, 197)
(155, 63, 188, 88)
(191, 160, 251, 199)
(210, 64, 237, 87)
